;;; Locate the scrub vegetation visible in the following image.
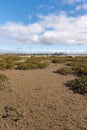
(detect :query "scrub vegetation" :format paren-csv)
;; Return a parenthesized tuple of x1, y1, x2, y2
(0, 54, 87, 94)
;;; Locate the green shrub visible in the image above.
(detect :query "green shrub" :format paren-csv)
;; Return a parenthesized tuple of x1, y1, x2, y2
(52, 58, 65, 63)
(66, 76, 87, 94)
(66, 56, 87, 67)
(51, 56, 75, 64)
(0, 61, 15, 70)
(0, 55, 22, 70)
(16, 61, 49, 70)
(55, 67, 73, 75)
(72, 65, 87, 76)
(16, 62, 29, 70)
(38, 62, 49, 69)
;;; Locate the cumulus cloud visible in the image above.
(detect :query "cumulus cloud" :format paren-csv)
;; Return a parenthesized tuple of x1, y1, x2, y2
(76, 3, 87, 10)
(0, 13, 87, 45)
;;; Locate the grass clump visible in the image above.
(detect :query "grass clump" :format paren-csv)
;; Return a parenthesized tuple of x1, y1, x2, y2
(38, 62, 49, 69)
(0, 74, 8, 90)
(66, 76, 87, 94)
(55, 67, 72, 75)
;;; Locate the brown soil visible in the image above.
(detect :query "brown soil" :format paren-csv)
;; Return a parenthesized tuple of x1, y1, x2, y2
(0, 64, 87, 130)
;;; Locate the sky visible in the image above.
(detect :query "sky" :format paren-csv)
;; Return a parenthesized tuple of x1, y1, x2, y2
(0, 0, 87, 54)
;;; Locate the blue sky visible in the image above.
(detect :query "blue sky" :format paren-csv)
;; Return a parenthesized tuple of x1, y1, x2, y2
(0, 0, 87, 54)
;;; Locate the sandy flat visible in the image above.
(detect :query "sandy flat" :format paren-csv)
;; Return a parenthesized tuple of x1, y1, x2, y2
(0, 64, 87, 130)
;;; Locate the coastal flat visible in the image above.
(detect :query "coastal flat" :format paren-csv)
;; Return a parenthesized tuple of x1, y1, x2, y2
(0, 64, 87, 130)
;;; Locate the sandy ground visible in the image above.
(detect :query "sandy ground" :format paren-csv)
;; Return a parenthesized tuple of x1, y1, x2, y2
(0, 64, 87, 130)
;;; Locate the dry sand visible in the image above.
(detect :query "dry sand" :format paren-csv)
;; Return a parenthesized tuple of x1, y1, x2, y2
(0, 64, 87, 130)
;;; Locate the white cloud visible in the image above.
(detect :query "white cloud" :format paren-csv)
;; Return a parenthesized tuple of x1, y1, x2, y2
(0, 13, 87, 45)
(76, 3, 87, 10)
(62, 0, 81, 5)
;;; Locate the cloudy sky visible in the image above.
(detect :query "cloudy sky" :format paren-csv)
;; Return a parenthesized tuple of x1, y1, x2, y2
(0, 0, 87, 53)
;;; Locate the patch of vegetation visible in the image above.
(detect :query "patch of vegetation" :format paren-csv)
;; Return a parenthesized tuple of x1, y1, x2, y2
(66, 62, 77, 66)
(52, 57, 66, 64)
(38, 62, 49, 69)
(0, 62, 7, 70)
(0, 55, 50, 70)
(0, 55, 87, 72)
(0, 55, 22, 70)
(66, 76, 87, 94)
(16, 61, 49, 70)
(54, 56, 87, 95)
(51, 56, 76, 64)
(0, 61, 15, 70)
(72, 65, 87, 76)
(55, 67, 73, 75)
(63, 57, 87, 77)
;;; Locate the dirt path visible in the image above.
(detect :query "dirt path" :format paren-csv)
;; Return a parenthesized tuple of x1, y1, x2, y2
(0, 64, 87, 130)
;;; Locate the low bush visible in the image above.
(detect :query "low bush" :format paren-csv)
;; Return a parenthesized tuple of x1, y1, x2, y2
(66, 76, 87, 94)
(16, 61, 49, 70)
(51, 56, 75, 64)
(0, 61, 15, 70)
(0, 55, 22, 70)
(55, 67, 73, 75)
(52, 58, 65, 64)
(38, 62, 49, 69)
(72, 65, 87, 76)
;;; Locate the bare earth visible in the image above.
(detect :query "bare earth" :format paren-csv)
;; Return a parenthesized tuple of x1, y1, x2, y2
(0, 64, 87, 130)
